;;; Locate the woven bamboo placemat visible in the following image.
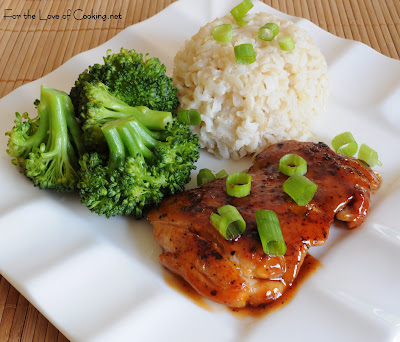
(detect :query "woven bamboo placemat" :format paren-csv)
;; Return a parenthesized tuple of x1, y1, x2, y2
(0, 0, 399, 341)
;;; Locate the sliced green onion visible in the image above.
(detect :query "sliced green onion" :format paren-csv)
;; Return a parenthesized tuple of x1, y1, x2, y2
(337, 143, 359, 156)
(255, 210, 287, 256)
(278, 35, 295, 51)
(258, 22, 280, 41)
(283, 174, 317, 206)
(279, 153, 307, 176)
(234, 44, 256, 64)
(226, 172, 252, 197)
(197, 168, 216, 186)
(210, 205, 246, 240)
(216, 170, 228, 179)
(332, 132, 358, 157)
(230, 0, 254, 26)
(177, 109, 201, 126)
(358, 144, 382, 167)
(212, 24, 233, 43)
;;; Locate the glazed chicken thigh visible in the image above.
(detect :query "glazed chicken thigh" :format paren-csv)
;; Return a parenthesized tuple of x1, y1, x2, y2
(148, 141, 380, 308)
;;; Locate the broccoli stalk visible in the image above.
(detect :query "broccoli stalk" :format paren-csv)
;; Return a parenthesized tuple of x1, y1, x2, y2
(6, 86, 83, 191)
(79, 81, 173, 151)
(102, 116, 164, 169)
(78, 114, 200, 218)
(83, 81, 172, 130)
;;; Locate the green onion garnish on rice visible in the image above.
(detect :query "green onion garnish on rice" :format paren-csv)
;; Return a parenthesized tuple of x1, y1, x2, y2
(234, 43, 256, 64)
(278, 35, 295, 51)
(212, 24, 233, 43)
(177, 109, 201, 126)
(258, 22, 280, 41)
(230, 0, 254, 26)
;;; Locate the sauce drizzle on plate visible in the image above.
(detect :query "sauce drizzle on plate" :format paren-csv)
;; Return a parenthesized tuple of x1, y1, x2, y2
(163, 254, 321, 316)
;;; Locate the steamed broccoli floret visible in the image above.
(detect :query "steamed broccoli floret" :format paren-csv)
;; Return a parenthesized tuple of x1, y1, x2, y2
(78, 81, 173, 151)
(5, 86, 83, 191)
(70, 48, 178, 120)
(78, 113, 200, 218)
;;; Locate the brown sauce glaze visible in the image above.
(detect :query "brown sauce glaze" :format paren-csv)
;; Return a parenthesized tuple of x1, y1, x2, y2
(163, 254, 321, 317)
(163, 269, 213, 311)
(230, 254, 322, 317)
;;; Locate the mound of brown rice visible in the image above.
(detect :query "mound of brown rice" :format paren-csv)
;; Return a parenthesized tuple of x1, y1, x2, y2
(173, 12, 329, 159)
